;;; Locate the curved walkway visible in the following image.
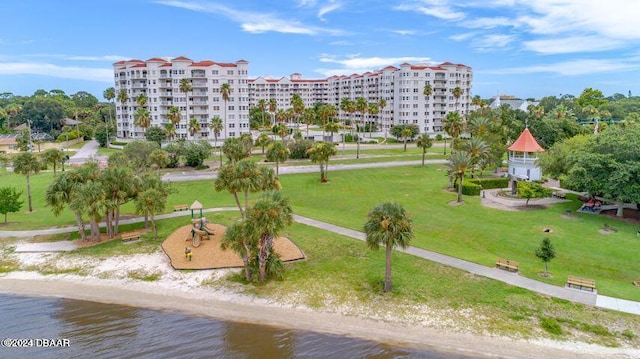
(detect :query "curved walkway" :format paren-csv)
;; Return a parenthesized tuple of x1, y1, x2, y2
(3, 208, 640, 316)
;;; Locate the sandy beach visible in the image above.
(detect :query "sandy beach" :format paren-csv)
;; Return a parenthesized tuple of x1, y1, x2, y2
(1, 249, 639, 359)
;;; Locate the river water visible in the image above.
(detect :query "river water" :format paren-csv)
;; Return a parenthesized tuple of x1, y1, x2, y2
(0, 294, 475, 358)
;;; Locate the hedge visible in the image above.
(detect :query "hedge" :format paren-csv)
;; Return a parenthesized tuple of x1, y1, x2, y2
(469, 177, 510, 189)
(454, 181, 482, 196)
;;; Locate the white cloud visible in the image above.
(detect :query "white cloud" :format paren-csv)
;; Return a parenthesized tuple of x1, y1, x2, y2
(483, 59, 640, 76)
(472, 34, 516, 51)
(395, 1, 465, 21)
(449, 32, 475, 41)
(0, 62, 113, 82)
(391, 30, 417, 36)
(155, 0, 344, 35)
(318, 1, 342, 20)
(523, 36, 624, 55)
(462, 16, 519, 29)
(315, 54, 433, 76)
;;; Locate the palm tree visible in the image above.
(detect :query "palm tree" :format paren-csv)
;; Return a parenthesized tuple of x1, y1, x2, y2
(134, 108, 151, 130)
(301, 107, 315, 138)
(468, 116, 490, 138)
(307, 142, 337, 183)
(416, 134, 433, 167)
(188, 118, 200, 138)
(318, 104, 336, 138)
(268, 98, 277, 126)
(13, 152, 40, 212)
(45, 171, 87, 240)
(266, 141, 289, 177)
(256, 132, 271, 154)
(257, 99, 268, 130)
(355, 97, 368, 158)
(378, 98, 387, 138)
(290, 94, 305, 131)
(220, 83, 232, 139)
(324, 120, 340, 144)
(275, 109, 286, 124)
(134, 174, 171, 240)
(401, 127, 412, 152)
(423, 83, 433, 98)
(452, 86, 463, 110)
(463, 137, 489, 177)
(5, 103, 22, 128)
(117, 90, 128, 138)
(210, 116, 224, 166)
(442, 111, 464, 152)
(42, 148, 65, 176)
(103, 87, 115, 147)
(273, 123, 289, 144)
(179, 78, 193, 140)
(100, 165, 136, 236)
(364, 202, 414, 292)
(136, 93, 148, 107)
(448, 151, 473, 203)
(247, 191, 293, 282)
(367, 102, 379, 138)
(167, 106, 181, 128)
(221, 220, 255, 282)
(164, 123, 176, 141)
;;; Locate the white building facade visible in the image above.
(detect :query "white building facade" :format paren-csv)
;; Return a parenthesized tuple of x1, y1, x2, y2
(114, 58, 472, 139)
(113, 57, 250, 140)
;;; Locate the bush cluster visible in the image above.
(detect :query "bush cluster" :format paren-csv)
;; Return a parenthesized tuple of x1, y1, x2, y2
(468, 177, 510, 189)
(288, 140, 314, 159)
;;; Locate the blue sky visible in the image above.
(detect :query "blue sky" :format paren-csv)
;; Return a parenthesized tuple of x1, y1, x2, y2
(1, 0, 639, 100)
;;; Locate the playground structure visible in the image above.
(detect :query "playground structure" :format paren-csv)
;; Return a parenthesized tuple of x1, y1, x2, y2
(185, 200, 217, 248)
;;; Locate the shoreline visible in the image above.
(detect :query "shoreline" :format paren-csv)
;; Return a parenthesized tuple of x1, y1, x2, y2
(0, 273, 638, 359)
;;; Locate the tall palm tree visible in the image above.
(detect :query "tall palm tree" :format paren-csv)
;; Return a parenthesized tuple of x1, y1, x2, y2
(364, 202, 414, 292)
(42, 148, 65, 176)
(247, 191, 293, 282)
(468, 116, 490, 138)
(5, 103, 22, 128)
(463, 137, 489, 177)
(134, 108, 151, 130)
(117, 89, 128, 138)
(416, 134, 433, 167)
(256, 132, 271, 154)
(103, 87, 115, 147)
(221, 220, 255, 282)
(324, 120, 340, 144)
(423, 83, 433, 98)
(367, 102, 379, 138)
(220, 83, 232, 139)
(136, 93, 148, 107)
(266, 141, 289, 177)
(318, 104, 336, 138)
(378, 98, 387, 138)
(275, 109, 286, 124)
(167, 106, 181, 128)
(290, 93, 305, 131)
(179, 78, 192, 140)
(301, 107, 315, 138)
(447, 151, 472, 203)
(164, 123, 176, 141)
(210, 116, 224, 166)
(401, 127, 412, 152)
(452, 86, 463, 111)
(13, 152, 40, 212)
(442, 111, 464, 152)
(188, 118, 200, 139)
(45, 171, 87, 241)
(307, 142, 337, 183)
(257, 99, 268, 130)
(268, 98, 277, 126)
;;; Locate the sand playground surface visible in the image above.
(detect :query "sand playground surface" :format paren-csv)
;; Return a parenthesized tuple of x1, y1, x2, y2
(161, 224, 305, 270)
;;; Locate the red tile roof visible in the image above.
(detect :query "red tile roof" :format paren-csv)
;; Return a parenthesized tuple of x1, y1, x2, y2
(160, 63, 172, 67)
(439, 61, 455, 66)
(146, 57, 168, 62)
(113, 60, 126, 65)
(190, 60, 215, 67)
(508, 128, 544, 152)
(127, 59, 145, 63)
(131, 64, 147, 68)
(172, 56, 192, 61)
(382, 65, 398, 70)
(410, 65, 428, 70)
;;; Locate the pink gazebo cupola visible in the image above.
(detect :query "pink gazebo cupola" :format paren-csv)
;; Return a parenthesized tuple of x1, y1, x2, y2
(507, 128, 545, 186)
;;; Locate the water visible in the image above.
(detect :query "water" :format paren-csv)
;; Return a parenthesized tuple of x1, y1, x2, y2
(0, 294, 475, 359)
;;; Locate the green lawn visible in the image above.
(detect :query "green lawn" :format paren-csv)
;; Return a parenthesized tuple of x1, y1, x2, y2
(3, 164, 640, 301)
(61, 212, 640, 345)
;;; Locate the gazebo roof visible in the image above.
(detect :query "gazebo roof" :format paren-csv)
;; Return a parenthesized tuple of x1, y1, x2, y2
(190, 200, 203, 210)
(508, 128, 544, 153)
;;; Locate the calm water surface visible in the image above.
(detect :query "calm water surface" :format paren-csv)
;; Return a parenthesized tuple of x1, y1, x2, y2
(0, 294, 477, 358)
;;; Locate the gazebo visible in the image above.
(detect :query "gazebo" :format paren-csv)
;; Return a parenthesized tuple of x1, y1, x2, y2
(507, 128, 544, 193)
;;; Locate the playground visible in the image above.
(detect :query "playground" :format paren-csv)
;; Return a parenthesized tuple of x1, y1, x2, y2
(160, 202, 305, 270)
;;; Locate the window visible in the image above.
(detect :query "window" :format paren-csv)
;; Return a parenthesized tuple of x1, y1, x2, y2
(212, 70, 218, 75)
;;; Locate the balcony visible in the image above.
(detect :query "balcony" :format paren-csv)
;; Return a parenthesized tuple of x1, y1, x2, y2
(508, 156, 539, 165)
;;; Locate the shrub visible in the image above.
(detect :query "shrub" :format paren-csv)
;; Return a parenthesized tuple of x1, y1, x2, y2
(468, 177, 510, 189)
(454, 181, 482, 196)
(540, 317, 563, 335)
(344, 133, 358, 142)
(288, 139, 314, 159)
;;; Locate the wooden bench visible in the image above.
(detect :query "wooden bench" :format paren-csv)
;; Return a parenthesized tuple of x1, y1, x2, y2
(173, 204, 189, 212)
(495, 258, 519, 272)
(567, 275, 596, 292)
(121, 233, 141, 244)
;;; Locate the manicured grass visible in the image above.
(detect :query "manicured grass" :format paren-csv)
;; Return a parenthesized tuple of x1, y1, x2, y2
(97, 147, 121, 156)
(67, 141, 88, 149)
(57, 212, 640, 344)
(4, 163, 640, 302)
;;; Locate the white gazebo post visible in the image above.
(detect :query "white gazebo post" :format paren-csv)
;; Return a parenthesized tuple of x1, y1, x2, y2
(507, 128, 544, 194)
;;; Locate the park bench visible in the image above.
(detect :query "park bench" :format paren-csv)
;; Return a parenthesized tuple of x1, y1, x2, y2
(553, 191, 567, 199)
(121, 233, 141, 244)
(495, 258, 519, 273)
(173, 204, 189, 212)
(567, 275, 596, 292)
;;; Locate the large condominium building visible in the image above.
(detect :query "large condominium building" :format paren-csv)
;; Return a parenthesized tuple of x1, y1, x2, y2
(113, 57, 250, 140)
(114, 57, 471, 139)
(248, 62, 472, 134)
